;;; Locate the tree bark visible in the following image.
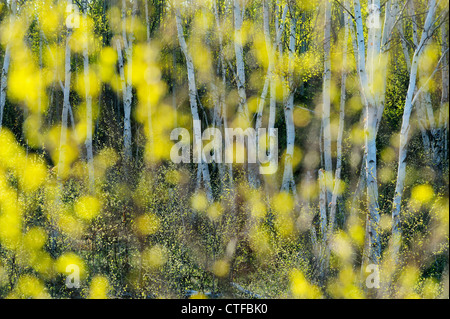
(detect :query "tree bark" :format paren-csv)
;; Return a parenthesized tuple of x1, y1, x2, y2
(58, 29, 72, 180)
(0, 0, 16, 131)
(118, 0, 136, 162)
(322, 0, 333, 207)
(439, 22, 449, 163)
(83, 3, 95, 193)
(281, 13, 297, 195)
(328, 5, 349, 237)
(234, 0, 248, 120)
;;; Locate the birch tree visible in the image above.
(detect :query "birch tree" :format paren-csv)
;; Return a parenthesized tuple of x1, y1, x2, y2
(57, 25, 72, 181)
(400, 1, 444, 170)
(144, 0, 154, 160)
(391, 0, 440, 258)
(328, 2, 350, 239)
(233, 0, 248, 120)
(0, 0, 16, 131)
(352, 0, 382, 265)
(213, 0, 234, 194)
(439, 22, 449, 164)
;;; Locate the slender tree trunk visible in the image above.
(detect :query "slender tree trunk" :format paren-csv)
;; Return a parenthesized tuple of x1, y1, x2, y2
(375, 0, 399, 129)
(0, 0, 15, 131)
(322, 0, 333, 206)
(353, 0, 381, 265)
(323, 4, 350, 280)
(213, 0, 234, 194)
(328, 7, 349, 236)
(398, 18, 436, 165)
(119, 0, 135, 162)
(439, 22, 449, 164)
(319, 169, 328, 239)
(0, 45, 11, 132)
(58, 29, 72, 180)
(145, 0, 151, 42)
(234, 0, 248, 119)
(38, 27, 43, 124)
(391, 0, 438, 259)
(175, 8, 213, 202)
(267, 2, 287, 132)
(83, 5, 95, 193)
(318, 167, 328, 283)
(415, 94, 433, 157)
(281, 14, 297, 195)
(144, 0, 154, 161)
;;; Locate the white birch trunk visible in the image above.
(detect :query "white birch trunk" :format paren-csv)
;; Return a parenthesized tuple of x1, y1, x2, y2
(375, 0, 399, 129)
(322, 0, 333, 207)
(439, 22, 449, 161)
(0, 0, 15, 131)
(255, 0, 271, 133)
(328, 7, 349, 236)
(83, 7, 95, 193)
(38, 28, 43, 121)
(234, 0, 248, 119)
(416, 94, 433, 156)
(144, 0, 154, 160)
(353, 0, 382, 265)
(319, 169, 328, 239)
(267, 2, 287, 132)
(58, 29, 72, 180)
(281, 15, 296, 195)
(391, 0, 438, 258)
(0, 45, 10, 132)
(398, 21, 434, 161)
(175, 8, 213, 202)
(145, 0, 151, 42)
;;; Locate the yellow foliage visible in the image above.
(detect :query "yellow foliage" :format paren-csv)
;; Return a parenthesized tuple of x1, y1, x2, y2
(293, 107, 311, 127)
(331, 231, 353, 262)
(18, 156, 47, 193)
(271, 192, 294, 215)
(411, 184, 434, 204)
(74, 195, 102, 221)
(134, 213, 160, 236)
(249, 226, 272, 257)
(348, 223, 365, 248)
(70, 16, 96, 53)
(207, 202, 224, 221)
(23, 227, 47, 250)
(191, 192, 208, 211)
(89, 275, 110, 299)
(212, 259, 230, 277)
(55, 252, 87, 280)
(141, 244, 168, 270)
(57, 213, 85, 239)
(12, 275, 50, 299)
(249, 197, 266, 219)
(189, 292, 208, 299)
(75, 69, 101, 98)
